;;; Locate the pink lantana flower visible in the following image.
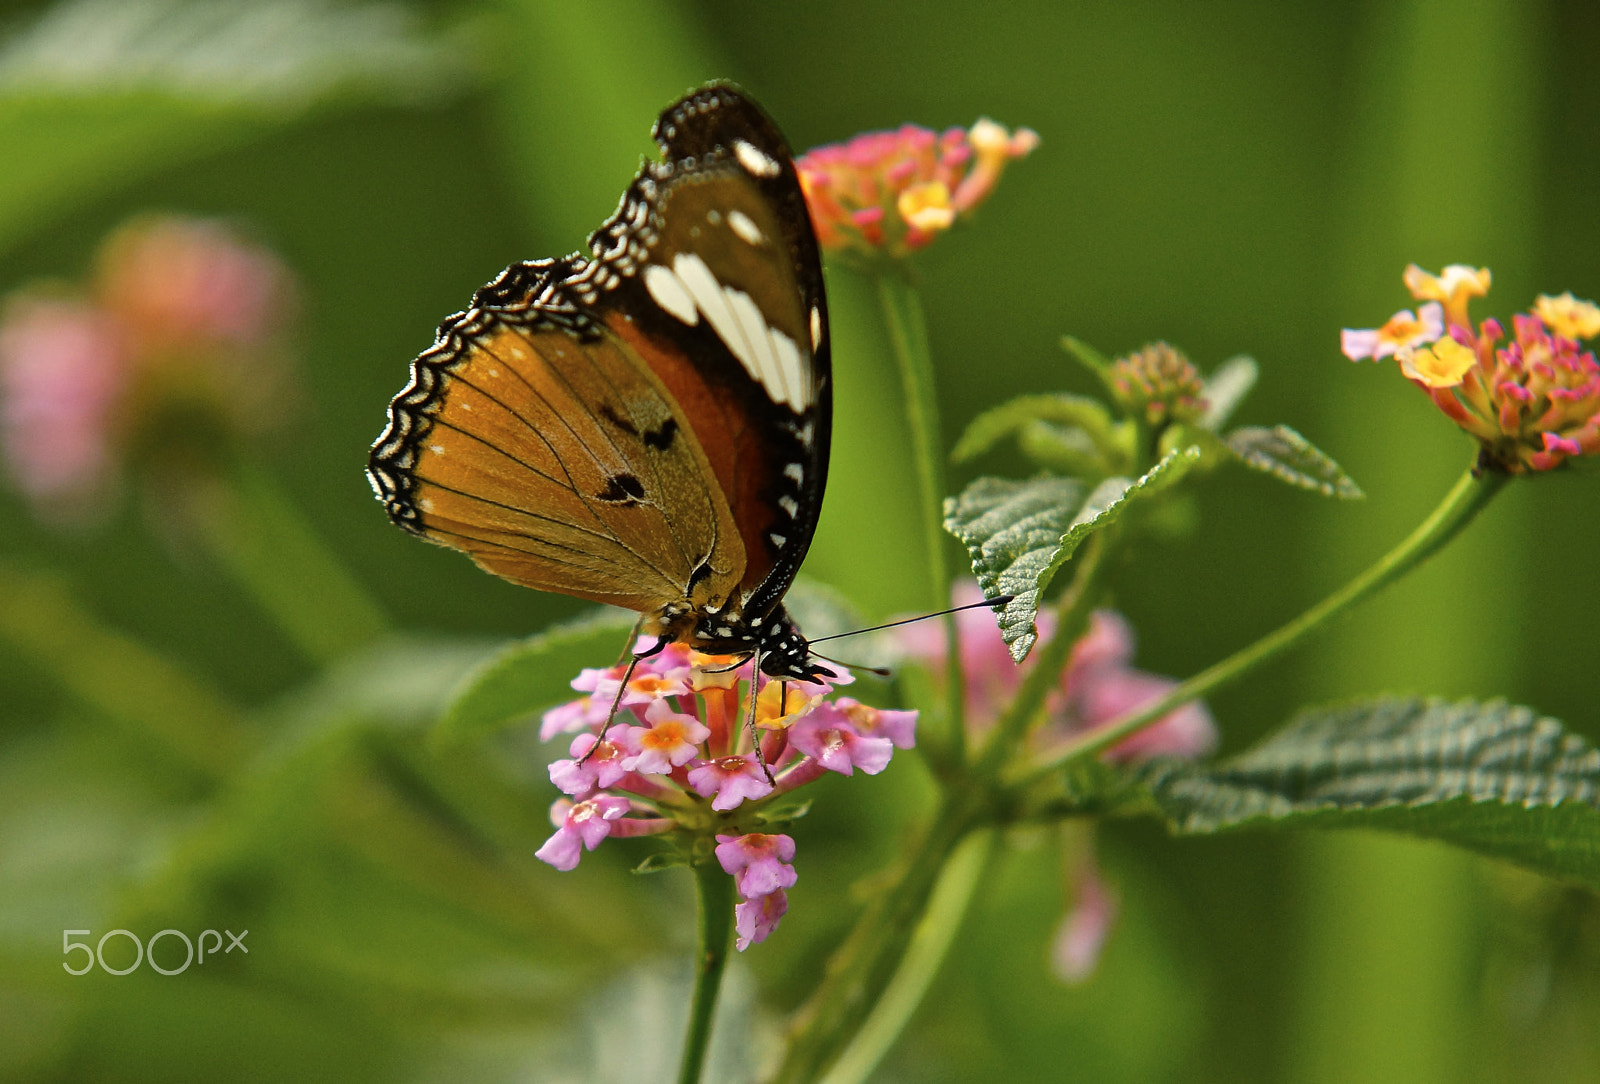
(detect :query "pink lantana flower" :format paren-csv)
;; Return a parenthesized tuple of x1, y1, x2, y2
(688, 755, 774, 811)
(787, 706, 896, 776)
(619, 699, 712, 775)
(535, 644, 917, 950)
(1341, 301, 1445, 362)
(735, 889, 789, 952)
(1346, 266, 1600, 472)
(797, 117, 1038, 263)
(534, 794, 632, 871)
(715, 833, 798, 899)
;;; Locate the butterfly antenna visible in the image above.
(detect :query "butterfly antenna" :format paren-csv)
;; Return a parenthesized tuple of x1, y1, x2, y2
(809, 651, 892, 679)
(807, 594, 1014, 645)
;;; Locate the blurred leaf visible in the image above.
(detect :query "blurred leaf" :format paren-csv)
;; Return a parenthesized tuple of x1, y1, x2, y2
(0, 0, 479, 255)
(1224, 424, 1364, 499)
(1196, 355, 1258, 430)
(0, 560, 247, 779)
(944, 448, 1201, 660)
(273, 634, 501, 734)
(1015, 420, 1115, 478)
(1060, 334, 1113, 385)
(1140, 696, 1600, 889)
(950, 393, 1120, 465)
(433, 608, 637, 746)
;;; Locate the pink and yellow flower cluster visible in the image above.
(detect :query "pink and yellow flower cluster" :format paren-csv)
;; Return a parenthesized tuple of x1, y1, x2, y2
(537, 640, 915, 951)
(796, 118, 1039, 263)
(1343, 264, 1600, 472)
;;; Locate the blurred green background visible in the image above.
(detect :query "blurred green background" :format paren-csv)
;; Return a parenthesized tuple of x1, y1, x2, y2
(2, 0, 1599, 1081)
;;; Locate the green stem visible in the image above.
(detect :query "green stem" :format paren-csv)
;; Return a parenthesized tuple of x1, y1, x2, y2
(773, 789, 983, 1083)
(194, 460, 389, 665)
(818, 828, 998, 1084)
(874, 271, 966, 755)
(679, 858, 735, 1084)
(1024, 465, 1507, 778)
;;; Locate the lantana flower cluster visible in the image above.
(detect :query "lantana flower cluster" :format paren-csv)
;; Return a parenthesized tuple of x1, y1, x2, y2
(0, 214, 297, 521)
(1108, 341, 1207, 427)
(536, 640, 915, 951)
(796, 118, 1039, 263)
(1342, 264, 1600, 472)
(899, 582, 1216, 981)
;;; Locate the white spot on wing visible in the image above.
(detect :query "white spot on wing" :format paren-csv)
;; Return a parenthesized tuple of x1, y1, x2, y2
(779, 496, 799, 517)
(653, 253, 814, 413)
(770, 328, 805, 410)
(734, 139, 781, 177)
(783, 462, 803, 483)
(643, 264, 700, 326)
(727, 209, 764, 246)
(810, 307, 823, 350)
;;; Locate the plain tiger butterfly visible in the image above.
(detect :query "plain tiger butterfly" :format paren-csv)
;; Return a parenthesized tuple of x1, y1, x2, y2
(367, 84, 837, 683)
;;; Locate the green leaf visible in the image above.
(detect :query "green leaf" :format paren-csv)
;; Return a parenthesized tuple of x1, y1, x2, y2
(951, 393, 1119, 465)
(1015, 420, 1117, 478)
(432, 608, 638, 747)
(0, 0, 478, 255)
(1197, 355, 1258, 430)
(1224, 424, 1363, 499)
(1140, 696, 1600, 889)
(633, 851, 690, 874)
(944, 448, 1201, 660)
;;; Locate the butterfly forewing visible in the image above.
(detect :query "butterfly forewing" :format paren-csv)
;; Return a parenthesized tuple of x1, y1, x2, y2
(369, 84, 830, 667)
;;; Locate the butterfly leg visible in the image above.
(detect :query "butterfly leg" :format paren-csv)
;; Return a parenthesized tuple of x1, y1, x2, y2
(746, 648, 777, 785)
(579, 630, 669, 764)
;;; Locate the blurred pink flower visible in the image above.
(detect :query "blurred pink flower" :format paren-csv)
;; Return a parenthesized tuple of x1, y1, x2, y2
(1056, 610, 1217, 762)
(899, 582, 1215, 761)
(0, 214, 299, 523)
(97, 215, 294, 351)
(0, 296, 128, 517)
(1050, 858, 1119, 985)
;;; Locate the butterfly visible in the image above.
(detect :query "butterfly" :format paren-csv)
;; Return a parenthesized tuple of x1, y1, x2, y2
(367, 84, 835, 683)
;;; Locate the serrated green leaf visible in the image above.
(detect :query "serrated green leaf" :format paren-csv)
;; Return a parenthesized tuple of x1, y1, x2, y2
(944, 448, 1201, 661)
(1140, 696, 1600, 888)
(0, 0, 478, 255)
(433, 609, 638, 747)
(1225, 424, 1363, 499)
(951, 393, 1118, 465)
(1197, 355, 1258, 430)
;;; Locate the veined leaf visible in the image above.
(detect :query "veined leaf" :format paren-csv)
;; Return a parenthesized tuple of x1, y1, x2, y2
(951, 392, 1121, 465)
(433, 608, 637, 747)
(944, 448, 1200, 660)
(1140, 696, 1600, 889)
(1225, 424, 1363, 499)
